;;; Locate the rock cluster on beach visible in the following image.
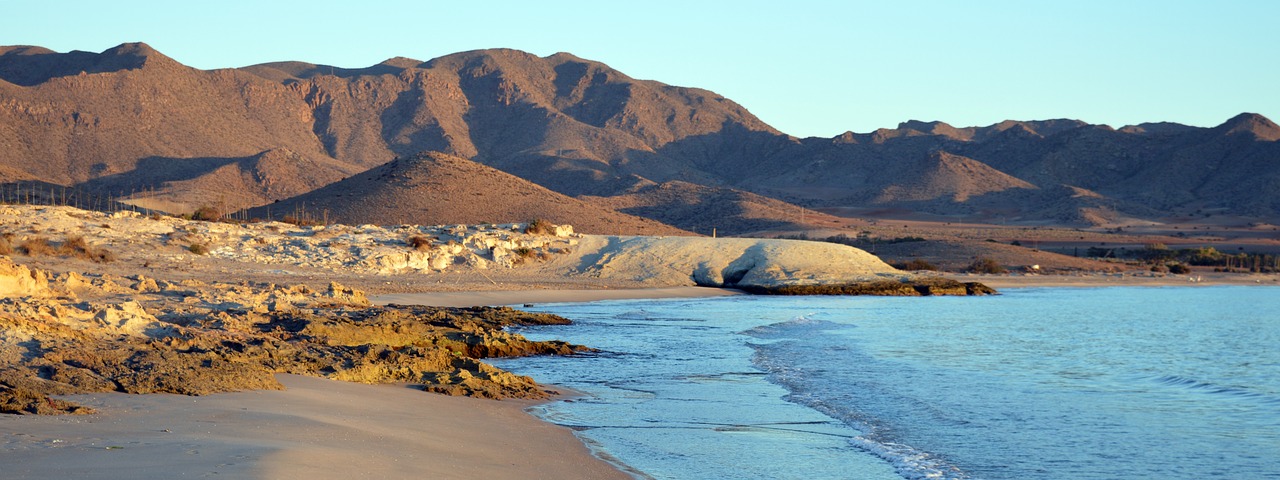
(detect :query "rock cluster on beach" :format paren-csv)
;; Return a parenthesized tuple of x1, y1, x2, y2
(0, 257, 586, 415)
(0, 206, 579, 275)
(560, 235, 992, 295)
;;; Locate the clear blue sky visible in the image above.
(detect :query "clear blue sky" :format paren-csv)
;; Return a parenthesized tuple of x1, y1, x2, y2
(4, 0, 1277, 138)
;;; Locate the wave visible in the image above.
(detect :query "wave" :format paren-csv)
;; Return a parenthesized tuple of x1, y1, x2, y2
(1150, 375, 1280, 405)
(739, 314, 847, 339)
(787, 393, 970, 480)
(752, 341, 971, 480)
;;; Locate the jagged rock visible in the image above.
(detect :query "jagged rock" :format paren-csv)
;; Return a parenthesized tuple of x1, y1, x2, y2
(0, 262, 589, 414)
(737, 277, 997, 296)
(0, 258, 50, 297)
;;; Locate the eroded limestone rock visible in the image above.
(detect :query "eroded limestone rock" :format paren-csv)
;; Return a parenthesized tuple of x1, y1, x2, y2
(0, 260, 587, 415)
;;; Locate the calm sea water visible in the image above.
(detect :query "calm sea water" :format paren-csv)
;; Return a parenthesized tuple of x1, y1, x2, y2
(492, 287, 1280, 479)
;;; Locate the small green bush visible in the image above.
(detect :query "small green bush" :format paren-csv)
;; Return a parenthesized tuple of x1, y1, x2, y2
(1168, 263, 1191, 274)
(188, 244, 209, 255)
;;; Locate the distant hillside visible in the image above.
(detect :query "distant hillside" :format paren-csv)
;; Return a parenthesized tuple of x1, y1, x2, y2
(81, 148, 360, 213)
(1, 42, 1277, 232)
(741, 114, 1280, 224)
(243, 151, 690, 236)
(0, 43, 331, 186)
(585, 181, 846, 236)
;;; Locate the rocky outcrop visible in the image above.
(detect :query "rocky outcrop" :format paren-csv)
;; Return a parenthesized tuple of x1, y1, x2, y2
(737, 277, 998, 296)
(0, 260, 588, 415)
(0, 206, 580, 276)
(562, 235, 903, 286)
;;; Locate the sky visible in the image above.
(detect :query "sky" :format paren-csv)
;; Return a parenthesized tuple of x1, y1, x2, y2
(3, 0, 1277, 138)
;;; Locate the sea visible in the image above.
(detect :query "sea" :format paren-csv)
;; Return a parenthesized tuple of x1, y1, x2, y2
(490, 286, 1280, 479)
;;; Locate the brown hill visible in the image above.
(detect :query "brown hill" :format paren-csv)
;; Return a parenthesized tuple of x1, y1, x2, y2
(584, 180, 847, 236)
(81, 148, 361, 214)
(0, 43, 332, 188)
(242, 151, 690, 235)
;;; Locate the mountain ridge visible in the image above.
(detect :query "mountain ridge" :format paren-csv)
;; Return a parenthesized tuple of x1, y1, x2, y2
(1, 42, 1276, 232)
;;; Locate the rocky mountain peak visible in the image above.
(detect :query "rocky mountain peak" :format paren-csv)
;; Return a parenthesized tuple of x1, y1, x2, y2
(1216, 112, 1280, 141)
(0, 42, 179, 86)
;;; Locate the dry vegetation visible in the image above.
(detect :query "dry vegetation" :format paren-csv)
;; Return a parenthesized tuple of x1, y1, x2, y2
(8, 235, 115, 263)
(524, 218, 554, 235)
(407, 235, 433, 251)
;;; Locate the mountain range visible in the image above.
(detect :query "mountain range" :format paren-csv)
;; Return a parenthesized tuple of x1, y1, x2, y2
(2, 42, 1277, 234)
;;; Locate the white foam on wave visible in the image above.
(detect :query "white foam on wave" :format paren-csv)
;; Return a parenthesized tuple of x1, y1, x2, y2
(780, 390, 970, 480)
(739, 313, 835, 339)
(752, 341, 970, 480)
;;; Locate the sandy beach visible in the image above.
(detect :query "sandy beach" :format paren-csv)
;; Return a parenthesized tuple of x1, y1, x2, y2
(0, 374, 631, 479)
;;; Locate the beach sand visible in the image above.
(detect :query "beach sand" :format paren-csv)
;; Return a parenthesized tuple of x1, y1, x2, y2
(0, 374, 631, 480)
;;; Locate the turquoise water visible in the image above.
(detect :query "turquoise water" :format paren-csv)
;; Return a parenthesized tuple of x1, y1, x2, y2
(492, 287, 1280, 479)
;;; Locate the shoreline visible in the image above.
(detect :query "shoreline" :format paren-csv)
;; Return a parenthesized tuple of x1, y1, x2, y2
(0, 374, 631, 480)
(373, 285, 742, 307)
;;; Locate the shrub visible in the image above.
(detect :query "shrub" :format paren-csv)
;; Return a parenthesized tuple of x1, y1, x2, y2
(58, 235, 90, 255)
(1168, 263, 1192, 274)
(188, 244, 209, 255)
(191, 206, 222, 221)
(281, 215, 321, 227)
(967, 257, 1007, 274)
(524, 219, 554, 235)
(895, 259, 938, 271)
(17, 237, 55, 256)
(510, 246, 540, 265)
(407, 235, 433, 251)
(89, 248, 115, 263)
(0, 236, 11, 256)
